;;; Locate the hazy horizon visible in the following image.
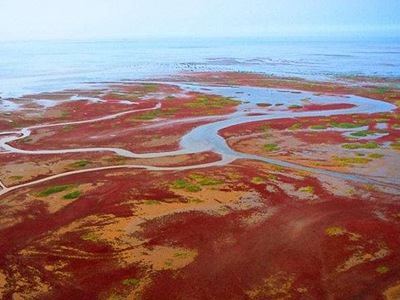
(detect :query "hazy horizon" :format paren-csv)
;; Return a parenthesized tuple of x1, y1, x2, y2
(1, 0, 400, 41)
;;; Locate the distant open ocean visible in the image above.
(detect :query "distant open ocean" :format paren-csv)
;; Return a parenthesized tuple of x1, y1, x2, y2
(0, 37, 399, 98)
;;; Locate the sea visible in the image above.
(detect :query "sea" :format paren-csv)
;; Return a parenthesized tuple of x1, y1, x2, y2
(0, 37, 399, 99)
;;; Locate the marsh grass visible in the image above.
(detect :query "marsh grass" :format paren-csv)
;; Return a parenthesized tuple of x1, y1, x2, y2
(288, 123, 302, 130)
(62, 125, 76, 131)
(376, 266, 390, 274)
(171, 179, 201, 192)
(330, 122, 362, 129)
(251, 176, 266, 184)
(184, 96, 240, 109)
(70, 160, 92, 168)
(133, 109, 164, 120)
(63, 191, 82, 199)
(36, 185, 77, 197)
(333, 156, 371, 164)
(81, 232, 101, 242)
(350, 130, 388, 137)
(188, 174, 224, 186)
(123, 278, 141, 285)
(299, 186, 315, 194)
(264, 143, 279, 152)
(372, 87, 390, 94)
(310, 125, 327, 130)
(369, 153, 384, 159)
(342, 142, 380, 149)
(143, 200, 161, 205)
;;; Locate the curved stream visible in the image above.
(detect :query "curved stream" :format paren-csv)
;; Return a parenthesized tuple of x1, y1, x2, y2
(0, 83, 397, 194)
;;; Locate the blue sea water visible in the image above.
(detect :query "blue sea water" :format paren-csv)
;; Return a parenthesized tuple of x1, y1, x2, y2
(0, 37, 399, 98)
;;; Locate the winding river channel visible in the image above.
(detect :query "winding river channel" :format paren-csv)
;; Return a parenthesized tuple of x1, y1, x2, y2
(0, 82, 397, 196)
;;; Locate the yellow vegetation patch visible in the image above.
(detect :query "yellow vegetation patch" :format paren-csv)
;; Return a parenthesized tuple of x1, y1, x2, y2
(336, 245, 390, 273)
(325, 226, 345, 236)
(0, 270, 6, 299)
(245, 272, 308, 300)
(384, 282, 400, 300)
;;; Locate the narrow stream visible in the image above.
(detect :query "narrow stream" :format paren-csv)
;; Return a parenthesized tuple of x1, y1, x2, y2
(0, 83, 397, 190)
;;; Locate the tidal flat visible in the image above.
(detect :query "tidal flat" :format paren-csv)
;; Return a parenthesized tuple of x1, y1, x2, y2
(1, 71, 400, 299)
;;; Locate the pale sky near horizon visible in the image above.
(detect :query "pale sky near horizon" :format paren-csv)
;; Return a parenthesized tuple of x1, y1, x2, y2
(0, 0, 399, 41)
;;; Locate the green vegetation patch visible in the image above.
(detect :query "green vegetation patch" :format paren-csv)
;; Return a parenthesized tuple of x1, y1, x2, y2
(188, 174, 224, 186)
(166, 107, 180, 111)
(81, 232, 101, 242)
(264, 143, 280, 152)
(62, 125, 76, 131)
(310, 125, 327, 130)
(123, 278, 141, 286)
(299, 186, 315, 194)
(342, 142, 380, 149)
(61, 112, 70, 118)
(184, 95, 240, 109)
(133, 109, 165, 120)
(372, 87, 390, 94)
(174, 251, 192, 259)
(143, 200, 161, 205)
(171, 174, 224, 193)
(267, 174, 278, 180)
(334, 156, 371, 164)
(288, 104, 303, 109)
(227, 173, 241, 180)
(376, 265, 390, 274)
(271, 165, 285, 172)
(63, 191, 82, 199)
(350, 130, 388, 137)
(190, 198, 205, 204)
(369, 153, 384, 159)
(288, 123, 302, 130)
(391, 142, 400, 150)
(19, 137, 33, 143)
(258, 125, 271, 131)
(185, 185, 202, 192)
(330, 122, 362, 129)
(171, 179, 190, 189)
(10, 175, 23, 180)
(141, 84, 158, 92)
(356, 119, 374, 125)
(70, 160, 92, 168)
(108, 92, 127, 99)
(36, 185, 76, 197)
(171, 179, 201, 193)
(374, 118, 390, 123)
(257, 103, 272, 107)
(251, 176, 266, 184)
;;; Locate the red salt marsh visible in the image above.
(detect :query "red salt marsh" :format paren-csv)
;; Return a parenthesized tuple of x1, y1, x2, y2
(0, 72, 400, 299)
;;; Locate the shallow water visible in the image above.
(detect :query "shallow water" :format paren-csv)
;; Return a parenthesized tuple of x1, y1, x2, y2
(0, 37, 399, 99)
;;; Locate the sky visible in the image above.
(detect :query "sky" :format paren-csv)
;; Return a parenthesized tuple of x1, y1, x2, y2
(0, 0, 399, 41)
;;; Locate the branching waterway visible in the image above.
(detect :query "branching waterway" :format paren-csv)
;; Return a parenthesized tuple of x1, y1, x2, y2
(0, 83, 397, 196)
